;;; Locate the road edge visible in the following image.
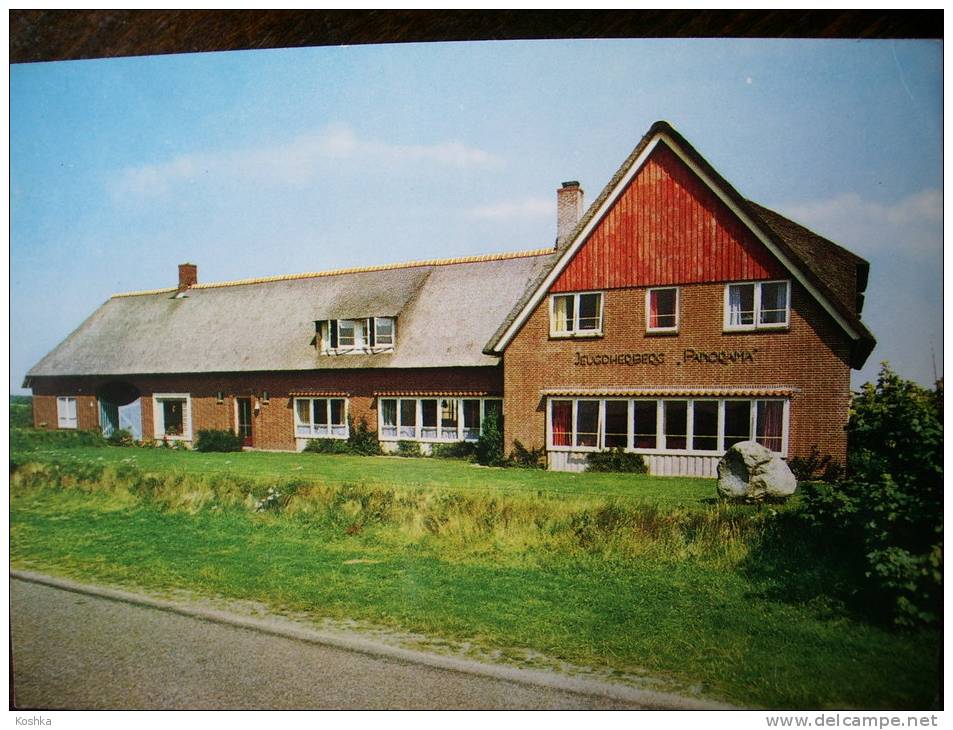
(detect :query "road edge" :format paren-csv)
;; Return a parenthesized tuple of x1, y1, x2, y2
(11, 569, 736, 710)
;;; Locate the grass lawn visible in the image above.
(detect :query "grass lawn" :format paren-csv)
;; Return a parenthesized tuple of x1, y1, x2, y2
(9, 436, 940, 709)
(13, 442, 716, 506)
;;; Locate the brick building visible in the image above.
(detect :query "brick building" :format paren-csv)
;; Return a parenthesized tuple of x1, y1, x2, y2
(25, 121, 875, 475)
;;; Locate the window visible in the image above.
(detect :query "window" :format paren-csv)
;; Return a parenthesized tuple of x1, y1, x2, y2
(691, 401, 719, 451)
(575, 400, 599, 448)
(375, 317, 395, 346)
(548, 397, 786, 455)
(725, 281, 789, 330)
(603, 400, 628, 449)
(632, 401, 658, 449)
(440, 399, 459, 440)
(380, 399, 397, 439)
(56, 396, 77, 429)
(646, 287, 678, 332)
(462, 400, 482, 440)
(756, 400, 784, 452)
(663, 401, 688, 450)
(420, 399, 438, 439)
(153, 394, 192, 440)
(723, 401, 752, 450)
(320, 317, 396, 354)
(379, 397, 502, 442)
(294, 397, 348, 439)
(550, 292, 603, 336)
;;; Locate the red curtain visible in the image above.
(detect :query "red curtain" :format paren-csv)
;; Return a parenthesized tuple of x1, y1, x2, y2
(551, 401, 572, 446)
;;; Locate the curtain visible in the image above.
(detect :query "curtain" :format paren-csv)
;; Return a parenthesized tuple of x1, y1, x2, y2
(757, 401, 784, 452)
(728, 286, 743, 326)
(551, 401, 572, 446)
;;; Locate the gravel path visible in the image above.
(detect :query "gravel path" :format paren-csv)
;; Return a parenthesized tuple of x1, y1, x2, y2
(11, 578, 644, 710)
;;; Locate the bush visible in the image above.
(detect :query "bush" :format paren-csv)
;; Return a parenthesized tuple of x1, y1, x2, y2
(430, 441, 476, 460)
(474, 407, 504, 466)
(347, 416, 381, 456)
(10, 428, 106, 451)
(396, 440, 421, 457)
(788, 445, 842, 483)
(194, 429, 243, 452)
(303, 438, 351, 455)
(506, 440, 545, 469)
(800, 364, 942, 627)
(586, 448, 648, 474)
(10, 396, 33, 429)
(106, 428, 136, 447)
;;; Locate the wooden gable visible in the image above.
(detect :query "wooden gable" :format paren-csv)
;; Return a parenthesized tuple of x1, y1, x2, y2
(551, 142, 785, 293)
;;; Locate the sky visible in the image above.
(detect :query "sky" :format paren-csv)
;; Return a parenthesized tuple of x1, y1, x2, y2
(10, 39, 943, 394)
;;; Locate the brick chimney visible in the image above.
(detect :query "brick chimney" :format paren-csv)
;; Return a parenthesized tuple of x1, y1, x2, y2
(556, 181, 584, 246)
(177, 263, 198, 291)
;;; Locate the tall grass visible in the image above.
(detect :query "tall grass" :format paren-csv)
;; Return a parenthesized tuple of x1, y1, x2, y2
(11, 457, 778, 567)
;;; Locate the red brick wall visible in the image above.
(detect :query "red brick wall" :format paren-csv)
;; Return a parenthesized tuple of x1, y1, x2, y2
(502, 281, 853, 462)
(31, 367, 502, 450)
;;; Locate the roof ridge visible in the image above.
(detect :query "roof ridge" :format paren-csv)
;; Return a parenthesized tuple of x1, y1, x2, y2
(110, 247, 555, 298)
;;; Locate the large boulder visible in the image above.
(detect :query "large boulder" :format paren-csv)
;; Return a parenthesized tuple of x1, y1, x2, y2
(717, 440, 797, 501)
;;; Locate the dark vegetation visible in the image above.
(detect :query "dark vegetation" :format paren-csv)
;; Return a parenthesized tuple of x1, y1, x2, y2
(587, 448, 649, 474)
(194, 429, 243, 452)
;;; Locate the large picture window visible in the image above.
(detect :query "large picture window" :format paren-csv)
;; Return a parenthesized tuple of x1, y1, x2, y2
(153, 394, 192, 440)
(379, 397, 502, 442)
(548, 397, 787, 455)
(550, 292, 603, 337)
(724, 281, 790, 330)
(294, 397, 348, 439)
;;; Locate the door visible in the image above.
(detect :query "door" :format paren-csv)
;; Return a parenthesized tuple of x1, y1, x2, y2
(237, 398, 253, 447)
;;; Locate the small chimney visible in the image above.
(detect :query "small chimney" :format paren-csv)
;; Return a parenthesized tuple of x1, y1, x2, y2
(556, 181, 584, 246)
(177, 263, 198, 291)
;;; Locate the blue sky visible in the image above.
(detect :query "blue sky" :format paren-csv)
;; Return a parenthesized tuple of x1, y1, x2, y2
(10, 39, 942, 393)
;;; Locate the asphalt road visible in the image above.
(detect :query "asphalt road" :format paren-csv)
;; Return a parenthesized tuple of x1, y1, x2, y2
(10, 578, 641, 710)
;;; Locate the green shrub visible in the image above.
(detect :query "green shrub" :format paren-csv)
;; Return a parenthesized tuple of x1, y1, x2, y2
(474, 407, 504, 466)
(303, 438, 351, 455)
(106, 428, 136, 447)
(194, 429, 243, 452)
(789, 445, 842, 483)
(10, 427, 106, 451)
(506, 440, 545, 469)
(430, 441, 476, 460)
(586, 448, 648, 473)
(800, 364, 942, 627)
(10, 396, 33, 429)
(396, 440, 421, 457)
(347, 416, 381, 456)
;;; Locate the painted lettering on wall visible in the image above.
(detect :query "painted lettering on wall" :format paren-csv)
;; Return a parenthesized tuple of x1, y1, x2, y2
(574, 352, 666, 367)
(682, 348, 757, 365)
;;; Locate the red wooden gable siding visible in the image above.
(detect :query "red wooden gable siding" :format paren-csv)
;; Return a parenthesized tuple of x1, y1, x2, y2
(551, 142, 785, 293)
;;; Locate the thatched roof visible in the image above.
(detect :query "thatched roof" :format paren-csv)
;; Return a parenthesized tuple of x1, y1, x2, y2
(26, 250, 555, 380)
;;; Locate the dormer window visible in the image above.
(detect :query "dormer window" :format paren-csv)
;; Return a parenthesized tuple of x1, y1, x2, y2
(319, 317, 396, 354)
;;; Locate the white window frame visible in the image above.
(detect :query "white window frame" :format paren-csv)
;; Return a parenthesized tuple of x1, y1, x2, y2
(56, 396, 78, 429)
(153, 393, 192, 441)
(723, 280, 790, 332)
(547, 396, 789, 457)
(320, 317, 396, 355)
(378, 397, 502, 443)
(549, 291, 604, 338)
(645, 286, 679, 333)
(293, 397, 349, 440)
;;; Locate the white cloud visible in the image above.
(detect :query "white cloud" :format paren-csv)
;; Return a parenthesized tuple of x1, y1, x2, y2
(112, 125, 498, 198)
(467, 197, 552, 221)
(775, 189, 941, 260)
